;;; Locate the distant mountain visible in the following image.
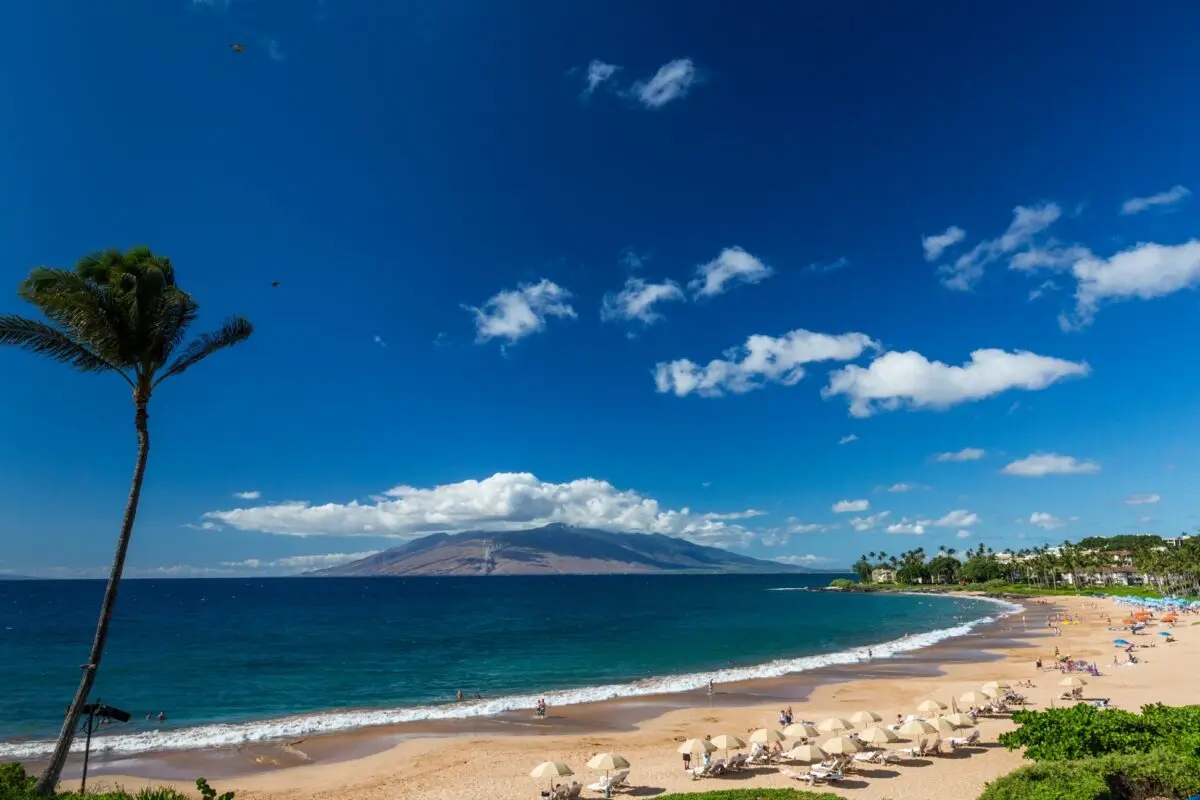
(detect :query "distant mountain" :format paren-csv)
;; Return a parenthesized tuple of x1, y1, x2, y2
(308, 524, 812, 577)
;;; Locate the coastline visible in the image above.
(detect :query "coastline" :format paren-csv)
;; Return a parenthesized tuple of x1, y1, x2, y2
(31, 593, 1025, 782)
(58, 592, 1198, 800)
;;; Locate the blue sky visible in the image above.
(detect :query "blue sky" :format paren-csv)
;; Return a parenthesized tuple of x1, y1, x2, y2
(2, 0, 1199, 576)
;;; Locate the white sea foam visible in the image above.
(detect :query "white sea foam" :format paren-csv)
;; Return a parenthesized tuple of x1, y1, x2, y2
(0, 594, 1021, 759)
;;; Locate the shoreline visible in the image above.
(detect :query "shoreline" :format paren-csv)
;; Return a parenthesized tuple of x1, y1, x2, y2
(57, 592, 1196, 800)
(7, 592, 1016, 770)
(28, 593, 1029, 785)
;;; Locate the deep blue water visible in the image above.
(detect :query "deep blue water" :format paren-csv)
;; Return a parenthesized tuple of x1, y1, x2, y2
(0, 575, 1006, 757)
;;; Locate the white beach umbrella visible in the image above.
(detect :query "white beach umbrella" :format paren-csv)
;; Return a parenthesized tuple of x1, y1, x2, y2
(982, 680, 1011, 691)
(785, 744, 827, 763)
(586, 752, 630, 789)
(1059, 676, 1087, 688)
(820, 735, 862, 755)
(708, 734, 746, 759)
(916, 699, 947, 715)
(530, 762, 574, 793)
(897, 719, 938, 738)
(783, 722, 819, 740)
(677, 738, 717, 756)
(980, 685, 1001, 699)
(930, 716, 961, 736)
(858, 726, 899, 745)
(817, 717, 855, 733)
(849, 710, 883, 726)
(943, 712, 976, 729)
(959, 690, 991, 706)
(749, 728, 786, 745)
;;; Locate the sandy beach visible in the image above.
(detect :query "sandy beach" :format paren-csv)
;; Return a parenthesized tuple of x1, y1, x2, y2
(71, 594, 1192, 800)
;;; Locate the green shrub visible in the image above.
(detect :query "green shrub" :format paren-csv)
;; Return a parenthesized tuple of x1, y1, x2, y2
(980, 749, 1200, 800)
(659, 790, 842, 800)
(828, 578, 855, 589)
(0, 765, 231, 800)
(999, 704, 1200, 761)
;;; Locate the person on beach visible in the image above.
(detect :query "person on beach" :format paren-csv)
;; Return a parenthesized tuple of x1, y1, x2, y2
(708, 679, 714, 695)
(157, 711, 166, 722)
(681, 751, 691, 771)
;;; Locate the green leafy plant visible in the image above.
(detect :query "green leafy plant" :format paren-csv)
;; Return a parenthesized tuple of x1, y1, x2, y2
(979, 749, 1200, 800)
(196, 778, 234, 800)
(828, 578, 855, 589)
(646, 790, 842, 800)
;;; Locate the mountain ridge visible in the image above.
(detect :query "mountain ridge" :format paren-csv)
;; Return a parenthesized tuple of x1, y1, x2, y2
(308, 524, 815, 576)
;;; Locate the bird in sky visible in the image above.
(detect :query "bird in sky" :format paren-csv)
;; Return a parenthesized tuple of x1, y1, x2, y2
(271, 281, 280, 287)
(231, 44, 245, 53)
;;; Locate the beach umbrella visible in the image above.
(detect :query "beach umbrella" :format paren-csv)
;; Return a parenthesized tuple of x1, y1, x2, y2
(783, 722, 819, 740)
(959, 690, 991, 706)
(1158, 631, 1173, 637)
(817, 717, 855, 733)
(586, 753, 629, 790)
(676, 739, 716, 756)
(930, 716, 962, 736)
(1058, 676, 1087, 688)
(898, 719, 938, 738)
(530, 762, 573, 793)
(916, 699, 947, 715)
(849, 710, 883, 726)
(980, 685, 1001, 699)
(785, 744, 827, 763)
(1113, 639, 1131, 646)
(708, 734, 745, 759)
(858, 726, 899, 745)
(749, 728, 786, 745)
(981, 681, 1011, 691)
(820, 735, 862, 755)
(944, 712, 975, 728)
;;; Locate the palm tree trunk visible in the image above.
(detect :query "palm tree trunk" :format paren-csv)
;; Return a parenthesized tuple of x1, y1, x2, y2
(36, 401, 150, 795)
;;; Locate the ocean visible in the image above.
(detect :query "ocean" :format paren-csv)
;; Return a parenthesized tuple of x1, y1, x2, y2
(0, 575, 1014, 759)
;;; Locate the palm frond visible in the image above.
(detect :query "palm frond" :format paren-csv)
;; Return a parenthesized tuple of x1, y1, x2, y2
(154, 316, 253, 387)
(19, 268, 130, 364)
(0, 316, 132, 383)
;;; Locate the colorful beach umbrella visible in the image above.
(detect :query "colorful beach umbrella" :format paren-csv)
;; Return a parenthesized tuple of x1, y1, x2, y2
(1159, 631, 1173, 637)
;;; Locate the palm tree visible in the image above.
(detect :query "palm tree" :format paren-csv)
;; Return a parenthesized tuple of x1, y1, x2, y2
(0, 247, 252, 794)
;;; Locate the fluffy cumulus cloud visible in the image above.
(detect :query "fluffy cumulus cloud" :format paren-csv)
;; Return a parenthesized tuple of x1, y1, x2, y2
(632, 58, 697, 108)
(785, 517, 832, 534)
(583, 60, 620, 94)
(234, 490, 262, 500)
(922, 226, 966, 262)
(1029, 512, 1069, 530)
(1125, 493, 1161, 505)
(886, 519, 928, 535)
(688, 246, 773, 298)
(934, 448, 986, 462)
(1064, 240, 1200, 329)
(938, 203, 1061, 290)
(600, 277, 685, 325)
(1001, 453, 1101, 477)
(884, 509, 976, 535)
(204, 472, 760, 549)
(1121, 185, 1191, 216)
(823, 348, 1089, 418)
(465, 279, 576, 343)
(838, 434, 859, 445)
(832, 499, 869, 513)
(773, 554, 831, 566)
(655, 329, 877, 398)
(934, 509, 979, 527)
(850, 511, 890, 532)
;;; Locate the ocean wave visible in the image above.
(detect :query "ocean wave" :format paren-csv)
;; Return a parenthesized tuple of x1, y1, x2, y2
(0, 596, 1021, 759)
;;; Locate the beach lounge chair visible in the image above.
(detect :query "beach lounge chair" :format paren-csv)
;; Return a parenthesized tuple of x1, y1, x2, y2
(689, 760, 724, 780)
(781, 768, 813, 783)
(608, 771, 629, 790)
(565, 783, 582, 799)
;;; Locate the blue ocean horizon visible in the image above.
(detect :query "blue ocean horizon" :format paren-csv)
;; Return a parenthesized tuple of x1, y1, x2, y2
(0, 575, 1012, 759)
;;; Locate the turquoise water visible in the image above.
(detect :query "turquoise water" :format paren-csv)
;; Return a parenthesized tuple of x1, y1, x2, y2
(0, 575, 1009, 757)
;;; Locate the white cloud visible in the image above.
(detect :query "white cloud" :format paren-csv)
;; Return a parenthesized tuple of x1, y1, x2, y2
(955, 530, 972, 539)
(632, 58, 697, 108)
(1125, 494, 1161, 505)
(465, 279, 576, 343)
(1121, 185, 1191, 215)
(583, 60, 620, 94)
(838, 434, 859, 445)
(204, 472, 759, 549)
(888, 483, 916, 493)
(267, 38, 284, 62)
(1027, 279, 1059, 301)
(940, 203, 1061, 290)
(1001, 453, 1101, 477)
(850, 511, 890, 532)
(934, 448, 986, 462)
(373, 334, 387, 348)
(600, 277, 685, 325)
(1011, 244, 1091, 271)
(234, 491, 262, 500)
(1064, 240, 1200, 329)
(922, 226, 966, 262)
(933, 509, 979, 527)
(183, 521, 220, 531)
(688, 246, 773, 297)
(832, 499, 869, 513)
(886, 519, 929, 535)
(824, 348, 1089, 418)
(785, 517, 832, 534)
(655, 329, 877, 398)
(1029, 512, 1068, 530)
(773, 554, 831, 566)
(220, 552, 379, 571)
(807, 257, 851, 274)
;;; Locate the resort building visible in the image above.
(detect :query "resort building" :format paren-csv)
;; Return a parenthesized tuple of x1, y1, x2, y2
(871, 567, 896, 583)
